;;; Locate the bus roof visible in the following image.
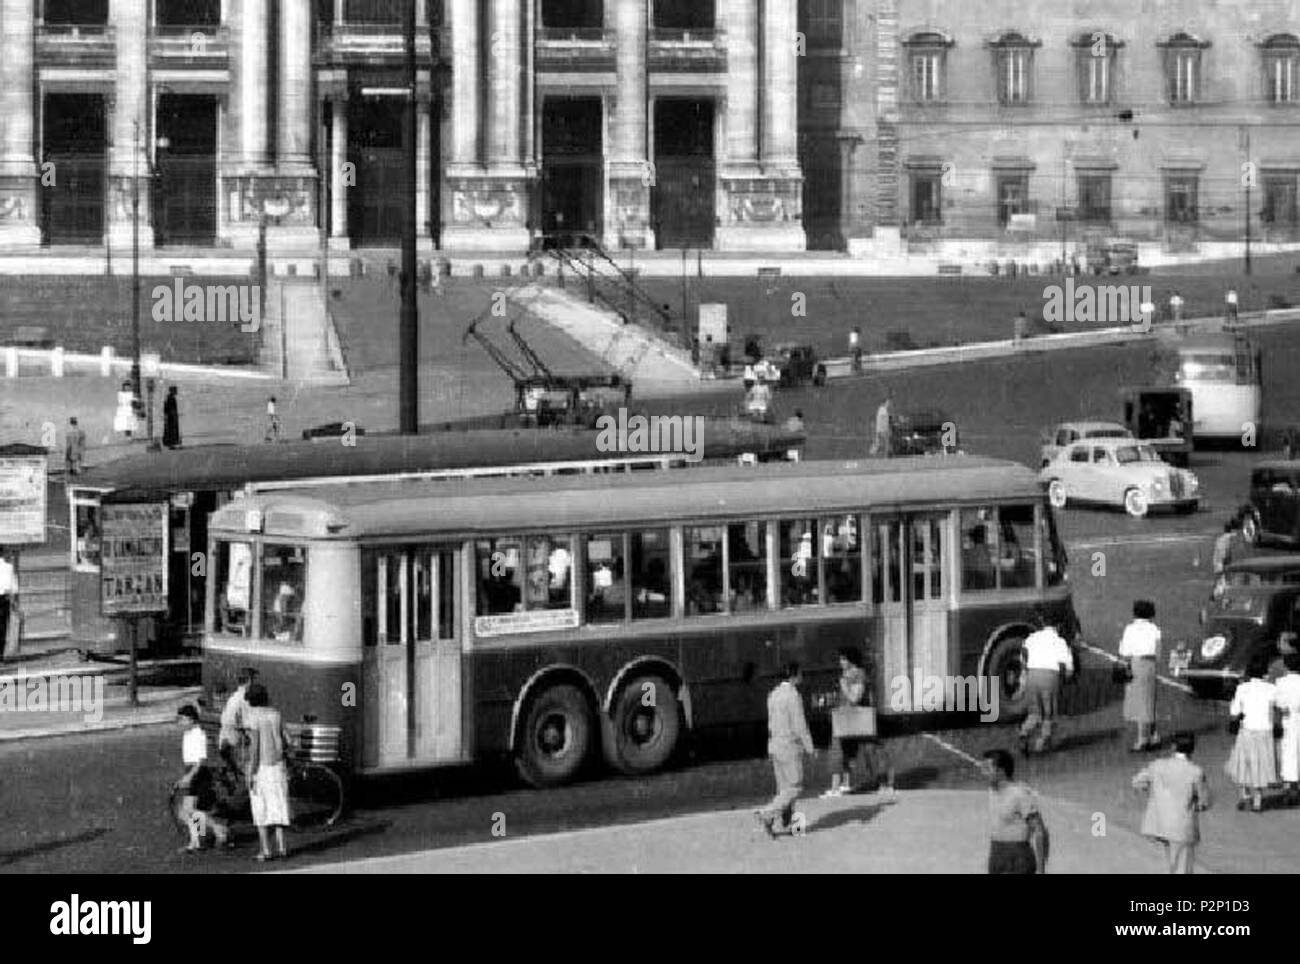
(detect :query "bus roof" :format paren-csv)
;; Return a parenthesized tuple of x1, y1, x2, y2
(81, 421, 805, 501)
(209, 456, 1043, 540)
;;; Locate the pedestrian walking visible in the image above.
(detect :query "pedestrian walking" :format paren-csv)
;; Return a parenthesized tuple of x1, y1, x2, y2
(243, 682, 291, 860)
(218, 667, 257, 778)
(264, 396, 280, 443)
(1225, 655, 1278, 813)
(1018, 611, 1074, 755)
(1169, 290, 1184, 323)
(1139, 295, 1156, 330)
(849, 326, 862, 373)
(1119, 599, 1162, 752)
(870, 392, 893, 457)
(64, 416, 85, 476)
(1225, 287, 1239, 323)
(113, 380, 137, 438)
(755, 662, 816, 838)
(820, 647, 894, 798)
(1212, 518, 1243, 596)
(0, 548, 15, 659)
(163, 386, 182, 449)
(1275, 651, 1300, 806)
(983, 749, 1048, 874)
(173, 705, 229, 853)
(1131, 731, 1211, 874)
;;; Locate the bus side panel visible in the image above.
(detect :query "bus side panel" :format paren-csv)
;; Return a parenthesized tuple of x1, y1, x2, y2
(201, 648, 362, 770)
(952, 592, 1077, 679)
(468, 613, 871, 756)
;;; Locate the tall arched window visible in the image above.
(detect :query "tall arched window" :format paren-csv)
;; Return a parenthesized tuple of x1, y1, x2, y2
(1072, 31, 1123, 104)
(1261, 34, 1300, 104)
(989, 33, 1040, 105)
(1159, 32, 1209, 105)
(904, 32, 953, 104)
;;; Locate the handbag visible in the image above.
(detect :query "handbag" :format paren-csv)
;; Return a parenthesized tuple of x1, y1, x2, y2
(831, 705, 877, 739)
(1112, 662, 1132, 684)
(1227, 716, 1242, 736)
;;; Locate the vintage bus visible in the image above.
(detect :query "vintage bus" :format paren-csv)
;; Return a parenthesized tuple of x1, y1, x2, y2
(68, 421, 804, 655)
(1167, 331, 1262, 442)
(199, 456, 1078, 787)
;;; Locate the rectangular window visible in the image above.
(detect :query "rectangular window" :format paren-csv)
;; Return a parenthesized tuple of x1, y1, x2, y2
(1168, 50, 1198, 104)
(345, 0, 402, 23)
(73, 499, 102, 569)
(998, 48, 1031, 104)
(475, 535, 574, 616)
(911, 173, 943, 225)
(779, 519, 820, 607)
(685, 522, 766, 615)
(1267, 51, 1298, 103)
(685, 525, 725, 615)
(364, 547, 457, 646)
(585, 533, 627, 624)
(261, 544, 307, 644)
(1263, 174, 1299, 225)
(728, 522, 767, 612)
(1165, 175, 1199, 224)
(43, 0, 110, 25)
(960, 507, 1037, 591)
(912, 51, 942, 102)
(631, 529, 671, 619)
(802, 0, 841, 45)
(822, 514, 862, 604)
(997, 173, 1030, 226)
(215, 539, 254, 637)
(912, 518, 943, 600)
(1078, 173, 1112, 222)
(1078, 49, 1112, 104)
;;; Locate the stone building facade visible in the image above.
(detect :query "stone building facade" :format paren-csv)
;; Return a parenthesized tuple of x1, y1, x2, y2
(0, 0, 1294, 259)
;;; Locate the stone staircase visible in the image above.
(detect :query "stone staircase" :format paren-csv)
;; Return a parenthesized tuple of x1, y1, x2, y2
(507, 284, 703, 395)
(258, 279, 350, 385)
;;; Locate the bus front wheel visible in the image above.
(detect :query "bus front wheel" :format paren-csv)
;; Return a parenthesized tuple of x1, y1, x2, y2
(603, 675, 681, 776)
(985, 635, 1031, 721)
(516, 684, 593, 788)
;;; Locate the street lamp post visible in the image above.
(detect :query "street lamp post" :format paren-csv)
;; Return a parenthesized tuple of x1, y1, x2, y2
(130, 120, 143, 403)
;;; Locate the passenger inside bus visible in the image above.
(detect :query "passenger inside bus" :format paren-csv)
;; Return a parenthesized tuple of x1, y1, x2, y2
(261, 545, 305, 643)
(961, 524, 998, 591)
(634, 556, 670, 618)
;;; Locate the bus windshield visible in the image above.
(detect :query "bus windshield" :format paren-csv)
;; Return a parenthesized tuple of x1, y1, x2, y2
(212, 539, 307, 643)
(1178, 353, 1241, 382)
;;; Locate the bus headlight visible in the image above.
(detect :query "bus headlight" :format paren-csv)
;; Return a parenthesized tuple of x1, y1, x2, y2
(284, 722, 342, 763)
(1150, 478, 1165, 494)
(1201, 635, 1228, 661)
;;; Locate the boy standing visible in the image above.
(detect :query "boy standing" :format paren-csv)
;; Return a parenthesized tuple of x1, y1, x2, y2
(175, 705, 228, 852)
(1132, 732, 1211, 874)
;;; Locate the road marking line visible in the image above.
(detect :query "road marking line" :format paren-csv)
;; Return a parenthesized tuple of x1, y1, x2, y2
(1078, 641, 1194, 695)
(921, 732, 983, 767)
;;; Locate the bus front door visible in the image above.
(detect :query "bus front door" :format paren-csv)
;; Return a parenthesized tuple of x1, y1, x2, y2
(871, 515, 951, 710)
(363, 548, 462, 770)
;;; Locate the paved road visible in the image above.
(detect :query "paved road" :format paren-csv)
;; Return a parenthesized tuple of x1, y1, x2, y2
(5, 327, 1300, 873)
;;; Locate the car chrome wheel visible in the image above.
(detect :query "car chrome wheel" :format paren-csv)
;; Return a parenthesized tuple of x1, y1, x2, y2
(1047, 479, 1067, 509)
(1124, 487, 1149, 518)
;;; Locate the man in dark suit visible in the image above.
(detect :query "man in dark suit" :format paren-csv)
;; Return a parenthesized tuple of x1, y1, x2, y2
(1132, 731, 1212, 873)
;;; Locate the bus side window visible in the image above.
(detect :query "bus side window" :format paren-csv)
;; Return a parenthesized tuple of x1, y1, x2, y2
(585, 533, 628, 624)
(684, 526, 725, 615)
(779, 519, 819, 608)
(822, 514, 862, 604)
(960, 509, 997, 592)
(476, 538, 522, 616)
(728, 522, 767, 612)
(631, 529, 671, 620)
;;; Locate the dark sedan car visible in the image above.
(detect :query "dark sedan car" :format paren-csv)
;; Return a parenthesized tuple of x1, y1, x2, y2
(1176, 555, 1300, 698)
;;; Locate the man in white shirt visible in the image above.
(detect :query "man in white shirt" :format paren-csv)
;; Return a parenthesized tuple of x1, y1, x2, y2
(218, 667, 257, 777)
(1169, 291, 1184, 323)
(1225, 288, 1239, 323)
(870, 393, 893, 456)
(0, 550, 16, 659)
(755, 662, 816, 838)
(1018, 612, 1075, 755)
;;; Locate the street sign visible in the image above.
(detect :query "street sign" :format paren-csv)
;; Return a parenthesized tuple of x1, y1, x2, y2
(101, 502, 168, 615)
(698, 303, 728, 346)
(0, 456, 47, 545)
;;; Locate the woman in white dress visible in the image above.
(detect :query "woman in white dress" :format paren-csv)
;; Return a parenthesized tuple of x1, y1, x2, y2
(1274, 651, 1300, 805)
(1119, 600, 1161, 752)
(1225, 656, 1278, 813)
(112, 381, 136, 437)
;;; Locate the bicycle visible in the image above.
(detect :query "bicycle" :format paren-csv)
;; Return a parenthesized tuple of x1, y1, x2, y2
(168, 752, 346, 842)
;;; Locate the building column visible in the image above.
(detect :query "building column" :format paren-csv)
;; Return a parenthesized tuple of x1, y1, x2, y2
(330, 101, 349, 245)
(220, 0, 272, 247)
(443, 0, 528, 252)
(717, 0, 804, 251)
(108, 0, 153, 249)
(0, 0, 40, 246)
(606, 0, 652, 250)
(268, 0, 319, 249)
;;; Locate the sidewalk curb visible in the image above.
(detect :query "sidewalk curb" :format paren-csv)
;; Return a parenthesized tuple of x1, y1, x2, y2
(0, 686, 200, 743)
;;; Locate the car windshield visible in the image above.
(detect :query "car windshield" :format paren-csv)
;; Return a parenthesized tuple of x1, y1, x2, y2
(1086, 429, 1129, 438)
(1114, 445, 1160, 464)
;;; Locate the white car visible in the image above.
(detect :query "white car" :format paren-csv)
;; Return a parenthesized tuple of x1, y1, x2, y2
(1039, 420, 1133, 468)
(746, 359, 781, 384)
(1039, 438, 1200, 517)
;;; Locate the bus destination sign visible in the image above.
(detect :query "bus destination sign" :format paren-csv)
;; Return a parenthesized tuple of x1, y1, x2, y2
(101, 503, 169, 615)
(474, 609, 580, 638)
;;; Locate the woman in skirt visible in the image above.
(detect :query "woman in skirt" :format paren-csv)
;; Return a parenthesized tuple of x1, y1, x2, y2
(1119, 600, 1162, 751)
(1226, 656, 1278, 813)
(244, 682, 291, 860)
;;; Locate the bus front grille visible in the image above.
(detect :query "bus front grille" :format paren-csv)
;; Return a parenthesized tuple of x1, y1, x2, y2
(285, 723, 342, 764)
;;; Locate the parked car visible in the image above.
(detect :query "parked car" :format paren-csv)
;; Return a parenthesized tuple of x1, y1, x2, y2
(1039, 420, 1133, 468)
(1238, 460, 1300, 547)
(1120, 386, 1193, 467)
(773, 343, 827, 388)
(1085, 238, 1140, 275)
(1039, 437, 1200, 517)
(890, 410, 960, 456)
(1176, 555, 1300, 698)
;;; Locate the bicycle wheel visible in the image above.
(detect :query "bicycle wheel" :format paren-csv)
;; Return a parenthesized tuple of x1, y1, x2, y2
(288, 762, 345, 829)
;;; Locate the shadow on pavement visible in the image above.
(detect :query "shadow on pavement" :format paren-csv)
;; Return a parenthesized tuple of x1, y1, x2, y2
(0, 826, 110, 866)
(276, 819, 393, 859)
(808, 800, 895, 833)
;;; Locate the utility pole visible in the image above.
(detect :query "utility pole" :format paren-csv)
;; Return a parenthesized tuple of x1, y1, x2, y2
(131, 120, 142, 403)
(398, 0, 419, 434)
(1244, 125, 1253, 276)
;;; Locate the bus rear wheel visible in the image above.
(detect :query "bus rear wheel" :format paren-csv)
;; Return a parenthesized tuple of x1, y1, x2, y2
(985, 634, 1030, 720)
(516, 684, 593, 788)
(603, 675, 681, 776)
